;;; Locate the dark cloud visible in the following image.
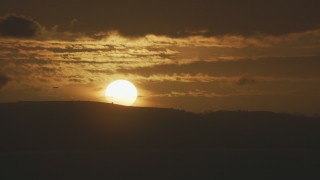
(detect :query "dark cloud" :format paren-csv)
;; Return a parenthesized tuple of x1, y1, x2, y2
(0, 14, 43, 38)
(235, 76, 256, 86)
(0, 74, 11, 88)
(1, 0, 319, 37)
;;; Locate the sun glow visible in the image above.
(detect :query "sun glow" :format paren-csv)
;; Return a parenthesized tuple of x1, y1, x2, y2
(105, 80, 138, 106)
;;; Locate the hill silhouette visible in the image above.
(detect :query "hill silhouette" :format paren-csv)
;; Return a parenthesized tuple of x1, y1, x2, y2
(1, 101, 320, 179)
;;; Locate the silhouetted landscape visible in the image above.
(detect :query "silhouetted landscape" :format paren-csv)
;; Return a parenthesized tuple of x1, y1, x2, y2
(1, 101, 320, 179)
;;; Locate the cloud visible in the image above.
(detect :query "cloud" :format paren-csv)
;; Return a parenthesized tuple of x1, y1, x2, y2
(154, 90, 223, 98)
(0, 14, 44, 38)
(235, 77, 256, 86)
(0, 74, 11, 88)
(0, 14, 86, 41)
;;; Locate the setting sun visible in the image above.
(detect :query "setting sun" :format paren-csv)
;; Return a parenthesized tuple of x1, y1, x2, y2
(105, 80, 138, 106)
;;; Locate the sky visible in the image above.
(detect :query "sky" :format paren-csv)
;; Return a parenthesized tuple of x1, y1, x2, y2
(0, 0, 320, 114)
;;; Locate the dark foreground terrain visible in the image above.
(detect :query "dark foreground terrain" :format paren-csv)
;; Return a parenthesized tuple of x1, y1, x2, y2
(0, 101, 319, 179)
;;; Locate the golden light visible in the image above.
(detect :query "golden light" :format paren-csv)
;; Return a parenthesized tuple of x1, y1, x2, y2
(105, 80, 138, 106)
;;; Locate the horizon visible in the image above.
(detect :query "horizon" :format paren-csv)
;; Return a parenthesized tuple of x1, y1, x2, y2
(1, 100, 319, 117)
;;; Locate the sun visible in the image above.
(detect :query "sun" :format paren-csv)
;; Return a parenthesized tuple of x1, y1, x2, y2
(105, 80, 138, 106)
